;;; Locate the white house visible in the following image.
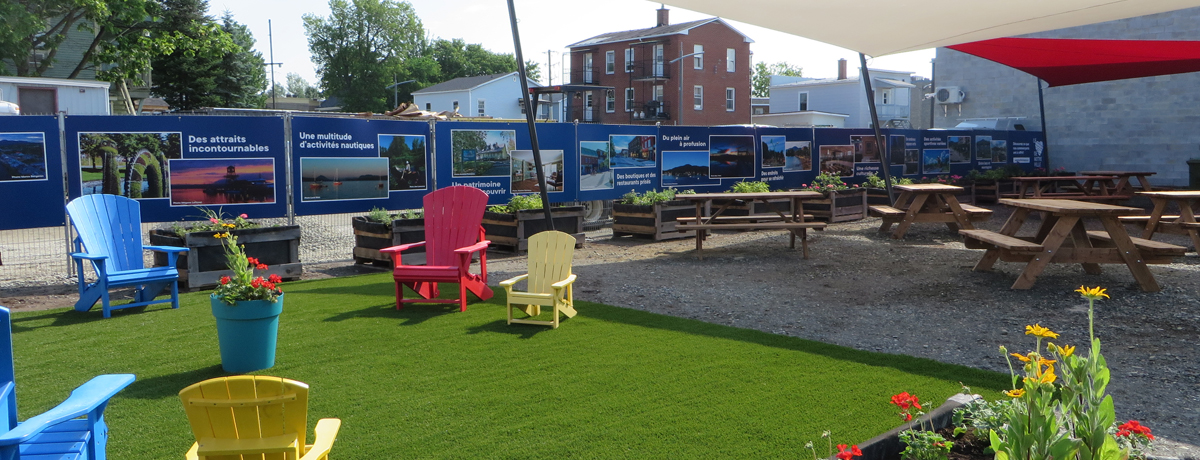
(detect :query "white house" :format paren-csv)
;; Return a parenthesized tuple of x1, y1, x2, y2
(765, 60, 914, 128)
(0, 76, 112, 115)
(412, 72, 560, 121)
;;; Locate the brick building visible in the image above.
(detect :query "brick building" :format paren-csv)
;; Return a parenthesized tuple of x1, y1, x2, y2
(564, 7, 753, 126)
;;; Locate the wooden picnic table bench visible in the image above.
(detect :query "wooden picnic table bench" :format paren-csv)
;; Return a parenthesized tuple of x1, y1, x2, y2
(1119, 190, 1200, 253)
(674, 191, 827, 258)
(1005, 175, 1131, 201)
(871, 184, 990, 239)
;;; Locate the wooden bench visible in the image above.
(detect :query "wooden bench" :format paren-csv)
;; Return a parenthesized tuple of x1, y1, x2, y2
(959, 229, 1044, 251)
(1085, 230, 1188, 256)
(676, 221, 827, 231)
(868, 205, 904, 218)
(675, 214, 814, 224)
(1001, 192, 1130, 201)
(1118, 215, 1181, 223)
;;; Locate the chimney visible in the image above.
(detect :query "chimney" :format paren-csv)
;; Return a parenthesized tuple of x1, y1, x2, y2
(657, 6, 669, 27)
(837, 59, 847, 80)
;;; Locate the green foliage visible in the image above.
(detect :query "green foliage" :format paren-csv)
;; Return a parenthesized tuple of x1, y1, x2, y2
(211, 233, 283, 305)
(365, 207, 396, 223)
(862, 173, 913, 188)
(489, 194, 542, 213)
(396, 208, 423, 219)
(752, 61, 803, 98)
(215, 12, 268, 108)
(620, 188, 679, 206)
(151, 0, 241, 110)
(427, 38, 541, 83)
(170, 208, 259, 236)
(145, 160, 163, 197)
(285, 72, 321, 99)
(730, 180, 771, 193)
(953, 397, 1017, 436)
(799, 172, 850, 194)
(899, 429, 953, 460)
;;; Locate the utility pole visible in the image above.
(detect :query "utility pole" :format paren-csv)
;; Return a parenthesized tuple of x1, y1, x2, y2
(264, 20, 283, 110)
(547, 50, 554, 86)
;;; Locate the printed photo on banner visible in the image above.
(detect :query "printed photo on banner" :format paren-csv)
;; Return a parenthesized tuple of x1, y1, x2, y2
(580, 141, 614, 191)
(760, 136, 786, 168)
(510, 150, 565, 193)
(0, 132, 47, 182)
(709, 135, 754, 178)
(609, 135, 656, 168)
(923, 149, 951, 174)
(948, 136, 972, 163)
(819, 145, 854, 177)
(974, 136, 993, 164)
(168, 158, 275, 206)
(850, 135, 880, 163)
(378, 134, 427, 190)
(991, 139, 1008, 163)
(451, 129, 514, 177)
(79, 132, 181, 198)
(904, 149, 920, 175)
(889, 135, 906, 165)
(300, 157, 389, 202)
(661, 151, 718, 187)
(783, 141, 812, 172)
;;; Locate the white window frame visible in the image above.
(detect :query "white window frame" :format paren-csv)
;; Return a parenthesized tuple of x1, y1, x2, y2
(477, 99, 486, 117)
(654, 85, 664, 102)
(693, 45, 703, 69)
(726, 87, 735, 112)
(624, 88, 635, 112)
(605, 89, 616, 113)
(605, 50, 615, 74)
(624, 48, 634, 72)
(693, 85, 703, 110)
(653, 45, 664, 76)
(584, 53, 593, 82)
(880, 88, 892, 105)
(726, 48, 735, 72)
(797, 92, 808, 111)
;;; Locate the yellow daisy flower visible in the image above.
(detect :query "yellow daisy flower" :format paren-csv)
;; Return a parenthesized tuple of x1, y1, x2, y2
(1075, 286, 1109, 300)
(1010, 352, 1032, 362)
(1004, 389, 1026, 398)
(1054, 344, 1075, 358)
(1025, 324, 1060, 339)
(1039, 365, 1057, 384)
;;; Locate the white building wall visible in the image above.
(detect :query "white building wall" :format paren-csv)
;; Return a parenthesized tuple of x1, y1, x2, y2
(0, 78, 110, 115)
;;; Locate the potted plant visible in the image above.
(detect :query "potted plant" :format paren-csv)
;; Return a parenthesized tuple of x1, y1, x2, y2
(482, 195, 585, 252)
(352, 207, 424, 266)
(797, 173, 868, 222)
(721, 180, 793, 216)
(971, 166, 1022, 203)
(149, 209, 302, 289)
(612, 188, 697, 241)
(209, 232, 285, 373)
(862, 173, 914, 205)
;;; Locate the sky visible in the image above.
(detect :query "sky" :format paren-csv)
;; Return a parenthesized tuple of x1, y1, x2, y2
(207, 0, 936, 91)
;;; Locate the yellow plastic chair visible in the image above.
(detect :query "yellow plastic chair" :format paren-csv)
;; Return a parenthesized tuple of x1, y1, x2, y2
(500, 230, 578, 328)
(179, 375, 341, 460)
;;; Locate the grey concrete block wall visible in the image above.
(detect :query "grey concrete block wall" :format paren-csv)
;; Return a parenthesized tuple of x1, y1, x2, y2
(934, 7, 1200, 186)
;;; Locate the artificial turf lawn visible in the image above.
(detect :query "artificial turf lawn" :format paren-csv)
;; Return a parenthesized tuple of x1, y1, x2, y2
(9, 272, 1008, 458)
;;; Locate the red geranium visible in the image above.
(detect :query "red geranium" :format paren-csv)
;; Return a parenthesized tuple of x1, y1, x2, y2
(890, 392, 923, 421)
(835, 444, 862, 460)
(219, 276, 231, 285)
(1116, 420, 1154, 440)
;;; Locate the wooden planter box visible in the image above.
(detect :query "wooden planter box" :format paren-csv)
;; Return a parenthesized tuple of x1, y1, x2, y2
(351, 217, 425, 266)
(612, 199, 697, 241)
(973, 179, 1015, 203)
(866, 187, 891, 205)
(714, 197, 793, 217)
(483, 206, 586, 252)
(955, 183, 976, 205)
(149, 225, 302, 289)
(805, 189, 867, 222)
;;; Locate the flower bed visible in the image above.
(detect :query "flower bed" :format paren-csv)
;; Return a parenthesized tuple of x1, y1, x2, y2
(150, 212, 300, 289)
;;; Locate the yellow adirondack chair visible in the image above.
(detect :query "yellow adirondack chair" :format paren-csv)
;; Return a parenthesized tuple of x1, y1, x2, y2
(500, 230, 578, 328)
(179, 376, 341, 460)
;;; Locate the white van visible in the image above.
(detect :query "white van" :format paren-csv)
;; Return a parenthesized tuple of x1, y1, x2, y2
(0, 101, 18, 116)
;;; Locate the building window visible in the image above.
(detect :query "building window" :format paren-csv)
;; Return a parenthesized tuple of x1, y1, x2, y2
(606, 51, 615, 74)
(425, 102, 431, 111)
(726, 88, 735, 112)
(453, 100, 459, 112)
(625, 88, 634, 112)
(606, 89, 615, 112)
(625, 48, 634, 72)
(693, 44, 703, 69)
(654, 85, 664, 102)
(726, 48, 735, 72)
(880, 89, 892, 104)
(797, 92, 808, 111)
(477, 99, 486, 116)
(584, 53, 593, 82)
(653, 45, 664, 77)
(693, 85, 703, 110)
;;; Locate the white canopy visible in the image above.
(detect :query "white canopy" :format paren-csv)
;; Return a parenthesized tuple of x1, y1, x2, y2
(661, 1, 1200, 57)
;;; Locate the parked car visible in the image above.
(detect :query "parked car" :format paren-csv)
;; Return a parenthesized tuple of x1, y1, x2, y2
(0, 101, 18, 115)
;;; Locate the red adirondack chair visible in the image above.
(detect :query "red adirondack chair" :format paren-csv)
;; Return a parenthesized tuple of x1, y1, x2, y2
(380, 186, 493, 311)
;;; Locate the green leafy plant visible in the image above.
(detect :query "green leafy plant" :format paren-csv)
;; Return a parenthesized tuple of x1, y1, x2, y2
(953, 394, 1017, 437)
(899, 430, 953, 460)
(799, 172, 852, 194)
(211, 232, 283, 305)
(171, 207, 258, 236)
(620, 188, 681, 206)
(489, 194, 543, 213)
(862, 173, 913, 188)
(730, 180, 771, 193)
(397, 208, 423, 219)
(365, 207, 396, 224)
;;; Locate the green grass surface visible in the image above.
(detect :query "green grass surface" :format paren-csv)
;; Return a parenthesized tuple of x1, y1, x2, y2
(10, 272, 1008, 458)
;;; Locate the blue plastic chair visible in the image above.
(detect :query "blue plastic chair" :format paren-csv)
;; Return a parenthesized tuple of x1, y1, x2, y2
(0, 306, 135, 460)
(66, 195, 187, 318)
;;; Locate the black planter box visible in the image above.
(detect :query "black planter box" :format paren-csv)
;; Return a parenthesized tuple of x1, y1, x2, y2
(715, 197, 794, 217)
(482, 206, 585, 252)
(149, 225, 302, 289)
(805, 189, 867, 222)
(351, 217, 425, 266)
(866, 188, 892, 205)
(824, 394, 976, 460)
(612, 199, 696, 241)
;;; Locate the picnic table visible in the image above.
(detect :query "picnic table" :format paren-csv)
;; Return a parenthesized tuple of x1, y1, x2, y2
(1119, 190, 1200, 252)
(1079, 170, 1156, 196)
(1005, 175, 1129, 201)
(868, 183, 993, 239)
(960, 199, 1186, 292)
(674, 191, 827, 258)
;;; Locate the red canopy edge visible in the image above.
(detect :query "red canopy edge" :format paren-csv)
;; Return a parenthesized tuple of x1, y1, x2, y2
(946, 37, 1200, 87)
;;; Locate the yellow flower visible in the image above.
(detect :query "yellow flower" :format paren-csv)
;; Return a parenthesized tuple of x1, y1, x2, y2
(214, 232, 229, 239)
(1038, 358, 1057, 367)
(1051, 343, 1075, 358)
(1004, 389, 1026, 398)
(1039, 365, 1057, 384)
(1010, 352, 1032, 362)
(223, 223, 236, 228)
(1025, 324, 1060, 339)
(1075, 286, 1109, 300)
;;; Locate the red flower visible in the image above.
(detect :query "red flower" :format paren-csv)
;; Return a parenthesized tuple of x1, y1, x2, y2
(239, 213, 248, 218)
(890, 392, 921, 410)
(1117, 420, 1154, 440)
(209, 218, 219, 224)
(269, 274, 282, 283)
(902, 412, 913, 422)
(263, 281, 276, 290)
(836, 444, 862, 460)
(256, 263, 268, 270)
(219, 276, 230, 285)
(247, 257, 259, 265)
(250, 277, 262, 288)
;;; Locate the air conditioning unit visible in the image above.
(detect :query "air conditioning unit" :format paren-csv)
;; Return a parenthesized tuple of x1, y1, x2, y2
(936, 86, 965, 104)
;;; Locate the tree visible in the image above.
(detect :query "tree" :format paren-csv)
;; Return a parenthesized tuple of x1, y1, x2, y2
(304, 0, 427, 113)
(425, 38, 540, 83)
(285, 72, 320, 99)
(213, 12, 267, 108)
(150, 0, 241, 110)
(752, 61, 803, 97)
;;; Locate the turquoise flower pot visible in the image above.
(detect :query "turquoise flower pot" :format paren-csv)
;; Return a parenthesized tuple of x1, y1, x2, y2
(210, 293, 283, 373)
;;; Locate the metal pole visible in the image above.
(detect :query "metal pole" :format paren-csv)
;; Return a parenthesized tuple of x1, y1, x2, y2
(929, 58, 936, 129)
(268, 20, 276, 110)
(506, 0, 554, 229)
(1037, 78, 1050, 169)
(859, 53, 894, 204)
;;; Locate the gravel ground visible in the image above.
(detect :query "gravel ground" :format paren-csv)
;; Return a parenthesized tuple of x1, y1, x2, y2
(3, 206, 1198, 457)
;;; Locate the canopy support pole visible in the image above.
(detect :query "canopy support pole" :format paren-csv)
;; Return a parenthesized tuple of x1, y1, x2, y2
(860, 53, 894, 204)
(507, 0, 554, 229)
(1037, 77, 1050, 170)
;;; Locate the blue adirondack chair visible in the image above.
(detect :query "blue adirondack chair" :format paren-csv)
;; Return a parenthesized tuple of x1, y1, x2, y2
(66, 195, 188, 318)
(0, 306, 135, 460)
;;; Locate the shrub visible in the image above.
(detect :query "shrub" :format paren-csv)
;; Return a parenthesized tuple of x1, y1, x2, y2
(730, 180, 771, 193)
